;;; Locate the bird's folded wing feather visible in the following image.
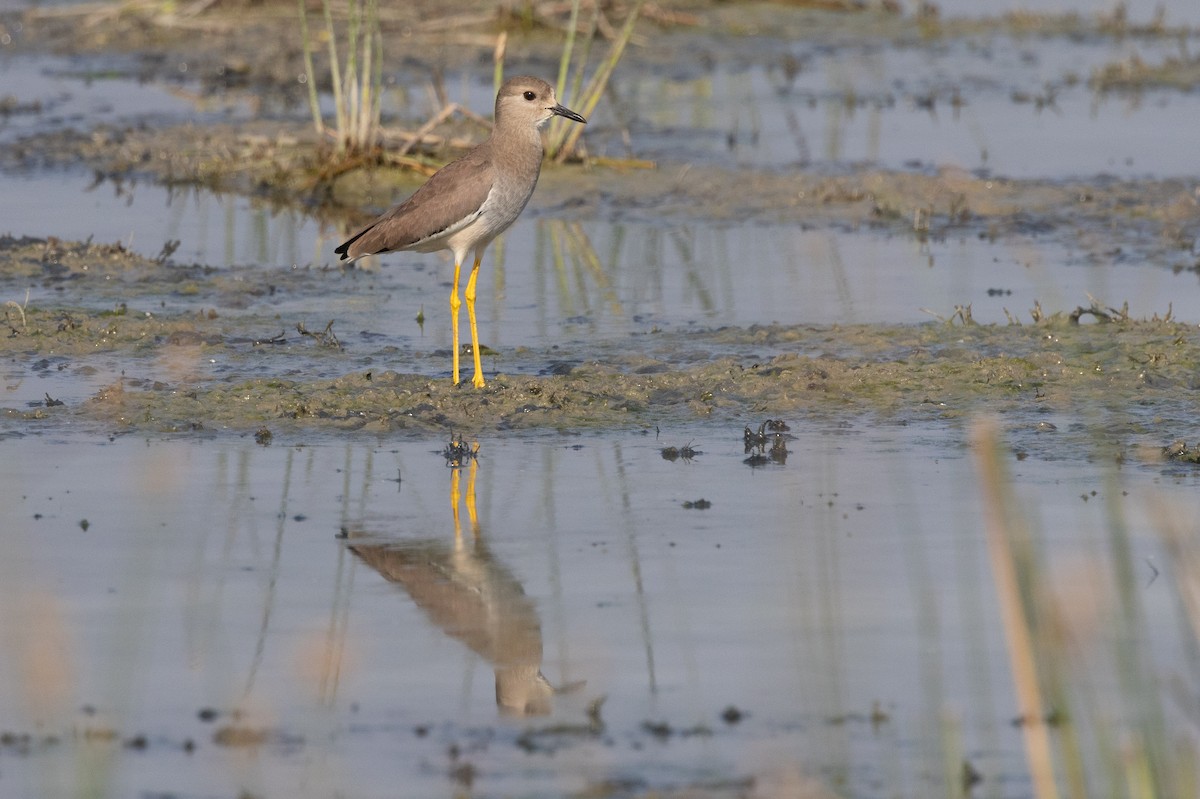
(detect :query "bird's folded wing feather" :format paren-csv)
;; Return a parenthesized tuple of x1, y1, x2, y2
(340, 149, 496, 258)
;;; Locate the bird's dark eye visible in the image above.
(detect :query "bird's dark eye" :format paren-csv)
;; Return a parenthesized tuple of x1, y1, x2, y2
(523, 91, 536, 101)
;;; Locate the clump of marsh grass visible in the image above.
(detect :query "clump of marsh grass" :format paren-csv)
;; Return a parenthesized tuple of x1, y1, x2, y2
(972, 418, 1200, 798)
(298, 0, 383, 157)
(301, 0, 652, 184)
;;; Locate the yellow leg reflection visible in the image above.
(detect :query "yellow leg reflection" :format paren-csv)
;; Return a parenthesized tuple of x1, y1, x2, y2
(450, 465, 462, 536)
(449, 259, 463, 386)
(450, 457, 481, 543)
(464, 254, 485, 388)
(464, 457, 479, 532)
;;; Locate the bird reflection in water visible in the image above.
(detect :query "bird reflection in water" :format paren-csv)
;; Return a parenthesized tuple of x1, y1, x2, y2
(346, 454, 565, 716)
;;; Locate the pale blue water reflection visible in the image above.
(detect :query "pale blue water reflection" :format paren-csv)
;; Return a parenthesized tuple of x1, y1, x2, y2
(611, 32, 1200, 180)
(7, 173, 1200, 345)
(0, 427, 1192, 797)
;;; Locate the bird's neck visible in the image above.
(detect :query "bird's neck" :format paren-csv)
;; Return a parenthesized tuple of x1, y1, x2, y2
(490, 120, 546, 153)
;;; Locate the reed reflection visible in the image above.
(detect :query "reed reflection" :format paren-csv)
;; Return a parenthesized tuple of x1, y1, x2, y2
(346, 457, 558, 716)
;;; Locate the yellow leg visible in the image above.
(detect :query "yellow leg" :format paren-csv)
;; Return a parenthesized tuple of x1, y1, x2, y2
(450, 260, 462, 385)
(464, 255, 485, 388)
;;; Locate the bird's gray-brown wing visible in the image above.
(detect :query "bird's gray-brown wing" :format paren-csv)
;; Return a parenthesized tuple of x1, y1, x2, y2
(335, 145, 496, 261)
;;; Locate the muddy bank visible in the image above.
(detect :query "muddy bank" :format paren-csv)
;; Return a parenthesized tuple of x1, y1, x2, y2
(3, 236, 1197, 459)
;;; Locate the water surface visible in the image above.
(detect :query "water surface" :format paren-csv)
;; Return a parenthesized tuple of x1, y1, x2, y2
(0, 428, 1190, 797)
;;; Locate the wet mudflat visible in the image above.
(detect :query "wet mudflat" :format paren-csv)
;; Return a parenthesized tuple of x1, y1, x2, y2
(2, 0, 1200, 797)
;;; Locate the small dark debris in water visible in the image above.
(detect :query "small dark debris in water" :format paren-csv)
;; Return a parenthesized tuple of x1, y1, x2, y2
(254, 427, 272, 446)
(1015, 450, 1028, 461)
(586, 696, 606, 730)
(0, 732, 31, 753)
(661, 442, 699, 462)
(1163, 440, 1200, 463)
(744, 420, 791, 466)
(641, 720, 672, 740)
(43, 393, 63, 407)
(870, 701, 890, 728)
(962, 759, 984, 791)
(0, 730, 62, 754)
(443, 434, 479, 467)
(197, 708, 220, 723)
(462, 342, 496, 357)
(182, 738, 195, 754)
(252, 330, 287, 346)
(123, 734, 148, 750)
(744, 425, 768, 448)
(413, 724, 429, 737)
(296, 319, 341, 349)
(720, 705, 746, 725)
(79, 519, 89, 532)
(682, 498, 711, 510)
(293, 514, 307, 522)
(986, 287, 1012, 296)
(335, 527, 349, 539)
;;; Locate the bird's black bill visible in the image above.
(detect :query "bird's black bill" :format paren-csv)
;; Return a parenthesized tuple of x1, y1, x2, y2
(550, 104, 587, 124)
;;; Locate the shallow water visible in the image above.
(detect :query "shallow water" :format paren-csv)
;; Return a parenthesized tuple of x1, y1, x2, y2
(0, 428, 1191, 797)
(945, 0, 1200, 27)
(614, 32, 1200, 180)
(3, 2, 1200, 795)
(6, 172, 1200, 350)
